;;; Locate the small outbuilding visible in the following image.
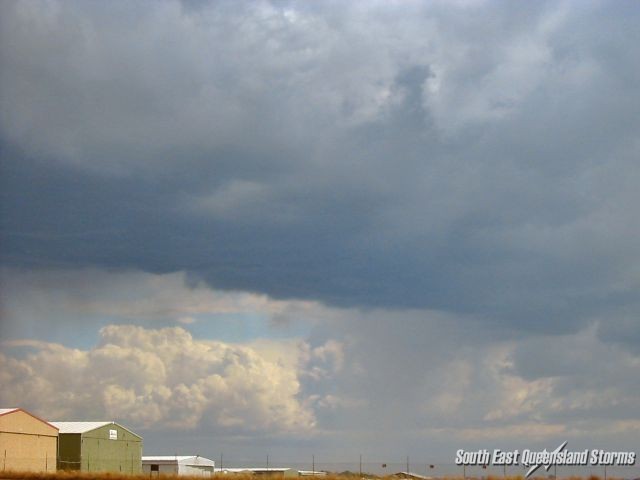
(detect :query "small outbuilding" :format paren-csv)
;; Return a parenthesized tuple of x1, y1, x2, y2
(52, 421, 142, 473)
(0, 408, 59, 472)
(393, 473, 432, 480)
(143, 455, 215, 476)
(216, 468, 300, 478)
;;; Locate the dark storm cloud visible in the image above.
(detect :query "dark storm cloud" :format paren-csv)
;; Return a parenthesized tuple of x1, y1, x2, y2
(1, 0, 640, 337)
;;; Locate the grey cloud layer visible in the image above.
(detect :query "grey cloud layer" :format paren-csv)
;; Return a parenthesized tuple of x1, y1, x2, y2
(1, 2, 640, 335)
(1, 269, 639, 458)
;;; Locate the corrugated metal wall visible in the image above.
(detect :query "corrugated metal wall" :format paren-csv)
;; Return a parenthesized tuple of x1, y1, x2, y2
(59, 423, 142, 473)
(0, 410, 58, 473)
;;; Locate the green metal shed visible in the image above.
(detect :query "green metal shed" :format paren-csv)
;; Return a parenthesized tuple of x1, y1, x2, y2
(51, 421, 142, 474)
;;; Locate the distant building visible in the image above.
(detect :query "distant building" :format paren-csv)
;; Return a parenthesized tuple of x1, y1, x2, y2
(393, 472, 432, 480)
(216, 467, 300, 478)
(0, 408, 58, 472)
(51, 421, 142, 473)
(143, 456, 215, 476)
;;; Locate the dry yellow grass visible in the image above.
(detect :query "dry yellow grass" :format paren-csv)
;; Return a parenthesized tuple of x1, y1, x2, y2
(0, 473, 616, 480)
(0, 473, 249, 480)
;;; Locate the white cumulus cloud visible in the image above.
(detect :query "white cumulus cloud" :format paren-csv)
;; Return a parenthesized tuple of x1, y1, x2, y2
(0, 324, 321, 434)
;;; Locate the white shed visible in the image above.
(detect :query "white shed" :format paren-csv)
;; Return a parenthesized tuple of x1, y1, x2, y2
(143, 456, 215, 476)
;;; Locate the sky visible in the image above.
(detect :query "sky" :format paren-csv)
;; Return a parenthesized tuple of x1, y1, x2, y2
(0, 0, 639, 473)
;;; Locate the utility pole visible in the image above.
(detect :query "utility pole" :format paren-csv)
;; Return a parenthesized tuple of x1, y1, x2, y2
(312, 455, 315, 473)
(406, 456, 409, 474)
(267, 455, 269, 470)
(359, 454, 362, 478)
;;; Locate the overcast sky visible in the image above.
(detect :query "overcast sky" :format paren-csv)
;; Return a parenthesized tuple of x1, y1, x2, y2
(1, 0, 639, 471)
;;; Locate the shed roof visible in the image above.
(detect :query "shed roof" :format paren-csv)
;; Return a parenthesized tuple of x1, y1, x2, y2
(51, 420, 141, 440)
(51, 421, 112, 433)
(0, 408, 20, 415)
(393, 473, 431, 480)
(143, 456, 215, 467)
(143, 456, 195, 462)
(216, 468, 294, 473)
(0, 407, 59, 430)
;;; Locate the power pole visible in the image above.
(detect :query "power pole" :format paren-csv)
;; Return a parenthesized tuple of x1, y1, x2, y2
(312, 455, 315, 473)
(359, 454, 362, 478)
(407, 456, 409, 474)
